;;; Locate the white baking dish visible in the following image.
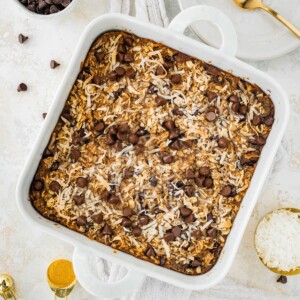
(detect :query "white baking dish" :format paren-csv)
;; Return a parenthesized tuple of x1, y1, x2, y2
(16, 5, 289, 298)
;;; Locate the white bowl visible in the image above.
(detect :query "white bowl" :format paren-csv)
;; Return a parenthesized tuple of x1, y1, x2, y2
(12, 0, 80, 19)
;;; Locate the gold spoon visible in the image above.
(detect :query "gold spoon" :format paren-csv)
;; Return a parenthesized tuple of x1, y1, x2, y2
(233, 0, 300, 38)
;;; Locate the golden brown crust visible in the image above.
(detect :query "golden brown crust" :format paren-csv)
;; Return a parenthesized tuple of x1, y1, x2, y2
(29, 31, 274, 275)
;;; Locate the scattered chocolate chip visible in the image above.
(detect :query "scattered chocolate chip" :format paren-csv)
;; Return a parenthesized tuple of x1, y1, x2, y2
(50, 5, 60, 14)
(92, 76, 103, 85)
(241, 152, 260, 166)
(50, 60, 60, 69)
(172, 107, 184, 116)
(228, 94, 239, 103)
(232, 102, 240, 113)
(102, 223, 113, 235)
(17, 83, 27, 92)
(132, 226, 142, 237)
(199, 167, 210, 176)
(76, 177, 88, 188)
(264, 116, 274, 126)
(94, 50, 105, 63)
(169, 140, 181, 150)
(139, 215, 150, 226)
(192, 230, 201, 240)
(252, 114, 261, 126)
(170, 74, 182, 84)
(107, 70, 117, 81)
(164, 232, 175, 242)
(163, 120, 175, 130)
(33, 179, 44, 191)
(70, 148, 81, 161)
(221, 185, 232, 197)
(108, 194, 120, 205)
(194, 176, 205, 187)
(239, 105, 248, 115)
(43, 148, 53, 158)
(204, 177, 213, 188)
(105, 134, 116, 145)
(115, 66, 125, 77)
(94, 121, 105, 132)
(124, 37, 133, 47)
(123, 168, 134, 179)
(76, 216, 87, 226)
(108, 125, 118, 135)
(206, 111, 217, 122)
(123, 207, 135, 217)
(184, 185, 195, 197)
(182, 140, 194, 148)
(174, 53, 191, 62)
(205, 64, 221, 76)
(91, 213, 103, 224)
(172, 226, 181, 237)
(149, 176, 158, 187)
(162, 154, 173, 164)
(101, 190, 111, 201)
(49, 180, 61, 193)
(116, 131, 128, 142)
(128, 134, 139, 145)
(206, 91, 218, 101)
(180, 206, 192, 217)
(186, 169, 196, 179)
(156, 96, 167, 106)
(118, 123, 130, 133)
(122, 217, 132, 227)
(207, 227, 217, 238)
(218, 137, 229, 148)
(191, 259, 201, 267)
(163, 55, 174, 69)
(117, 52, 124, 63)
(124, 53, 134, 63)
(74, 194, 85, 206)
(135, 144, 144, 155)
(50, 161, 59, 171)
(126, 67, 136, 79)
(249, 136, 266, 146)
(184, 213, 195, 223)
(42, 112, 47, 119)
(155, 66, 165, 76)
(276, 275, 287, 284)
(18, 33, 28, 44)
(168, 130, 180, 140)
(145, 246, 156, 258)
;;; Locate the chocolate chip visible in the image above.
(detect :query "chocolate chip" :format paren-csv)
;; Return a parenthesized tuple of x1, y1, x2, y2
(199, 167, 210, 176)
(50, 60, 60, 69)
(124, 37, 133, 47)
(156, 96, 167, 106)
(232, 102, 240, 113)
(164, 232, 175, 242)
(108, 125, 118, 135)
(49, 181, 61, 193)
(241, 152, 260, 166)
(218, 137, 229, 148)
(191, 259, 201, 267)
(33, 179, 44, 191)
(182, 140, 194, 148)
(163, 55, 174, 69)
(170, 74, 182, 84)
(149, 176, 158, 187)
(50, 5, 60, 13)
(205, 111, 217, 122)
(17, 83, 27, 92)
(42, 112, 47, 119)
(115, 66, 125, 77)
(126, 67, 136, 79)
(70, 148, 81, 161)
(50, 161, 59, 171)
(74, 194, 85, 205)
(169, 140, 181, 150)
(276, 275, 287, 284)
(194, 176, 205, 187)
(184, 213, 195, 223)
(239, 105, 248, 115)
(172, 107, 184, 116)
(132, 226, 142, 237)
(122, 217, 132, 227)
(145, 246, 156, 258)
(168, 130, 180, 140)
(180, 206, 192, 217)
(228, 94, 239, 103)
(105, 134, 116, 145)
(102, 224, 113, 235)
(123, 168, 134, 179)
(101, 190, 111, 201)
(264, 116, 274, 126)
(163, 120, 175, 130)
(186, 169, 196, 179)
(204, 177, 213, 188)
(116, 131, 128, 142)
(183, 185, 195, 197)
(91, 213, 103, 224)
(148, 84, 158, 94)
(117, 52, 124, 63)
(76, 177, 88, 188)
(76, 216, 87, 226)
(124, 53, 134, 63)
(206, 91, 218, 101)
(107, 71, 117, 81)
(172, 226, 181, 237)
(94, 121, 105, 132)
(191, 231, 201, 242)
(108, 194, 120, 205)
(139, 215, 150, 226)
(123, 207, 135, 217)
(207, 227, 217, 238)
(118, 123, 130, 133)
(128, 134, 139, 145)
(18, 33, 28, 44)
(43, 148, 53, 158)
(155, 66, 165, 76)
(135, 144, 144, 155)
(118, 44, 126, 54)
(162, 154, 173, 164)
(174, 53, 191, 62)
(92, 76, 103, 85)
(252, 114, 261, 126)
(221, 185, 232, 197)
(249, 136, 266, 146)
(94, 50, 105, 63)
(205, 64, 221, 76)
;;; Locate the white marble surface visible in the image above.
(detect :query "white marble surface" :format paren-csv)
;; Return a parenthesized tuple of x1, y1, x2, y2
(0, 0, 300, 299)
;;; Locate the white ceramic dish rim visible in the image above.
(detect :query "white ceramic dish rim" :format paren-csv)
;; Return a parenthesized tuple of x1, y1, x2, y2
(178, 0, 300, 61)
(12, 0, 80, 19)
(16, 6, 289, 296)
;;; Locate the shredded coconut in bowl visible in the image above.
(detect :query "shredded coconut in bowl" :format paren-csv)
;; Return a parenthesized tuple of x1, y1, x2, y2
(255, 209, 300, 272)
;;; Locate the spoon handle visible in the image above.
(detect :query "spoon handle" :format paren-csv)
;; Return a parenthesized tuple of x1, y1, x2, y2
(261, 3, 300, 38)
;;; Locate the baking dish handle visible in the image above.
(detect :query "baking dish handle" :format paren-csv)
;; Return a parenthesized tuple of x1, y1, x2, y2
(73, 246, 146, 298)
(168, 5, 238, 57)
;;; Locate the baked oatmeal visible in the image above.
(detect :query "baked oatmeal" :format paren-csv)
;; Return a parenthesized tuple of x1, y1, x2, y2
(29, 31, 274, 275)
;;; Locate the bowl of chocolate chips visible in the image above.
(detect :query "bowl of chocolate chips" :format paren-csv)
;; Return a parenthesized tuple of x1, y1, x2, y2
(14, 0, 79, 18)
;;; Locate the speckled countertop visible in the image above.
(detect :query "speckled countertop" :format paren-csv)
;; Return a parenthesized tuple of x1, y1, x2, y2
(0, 1, 299, 299)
